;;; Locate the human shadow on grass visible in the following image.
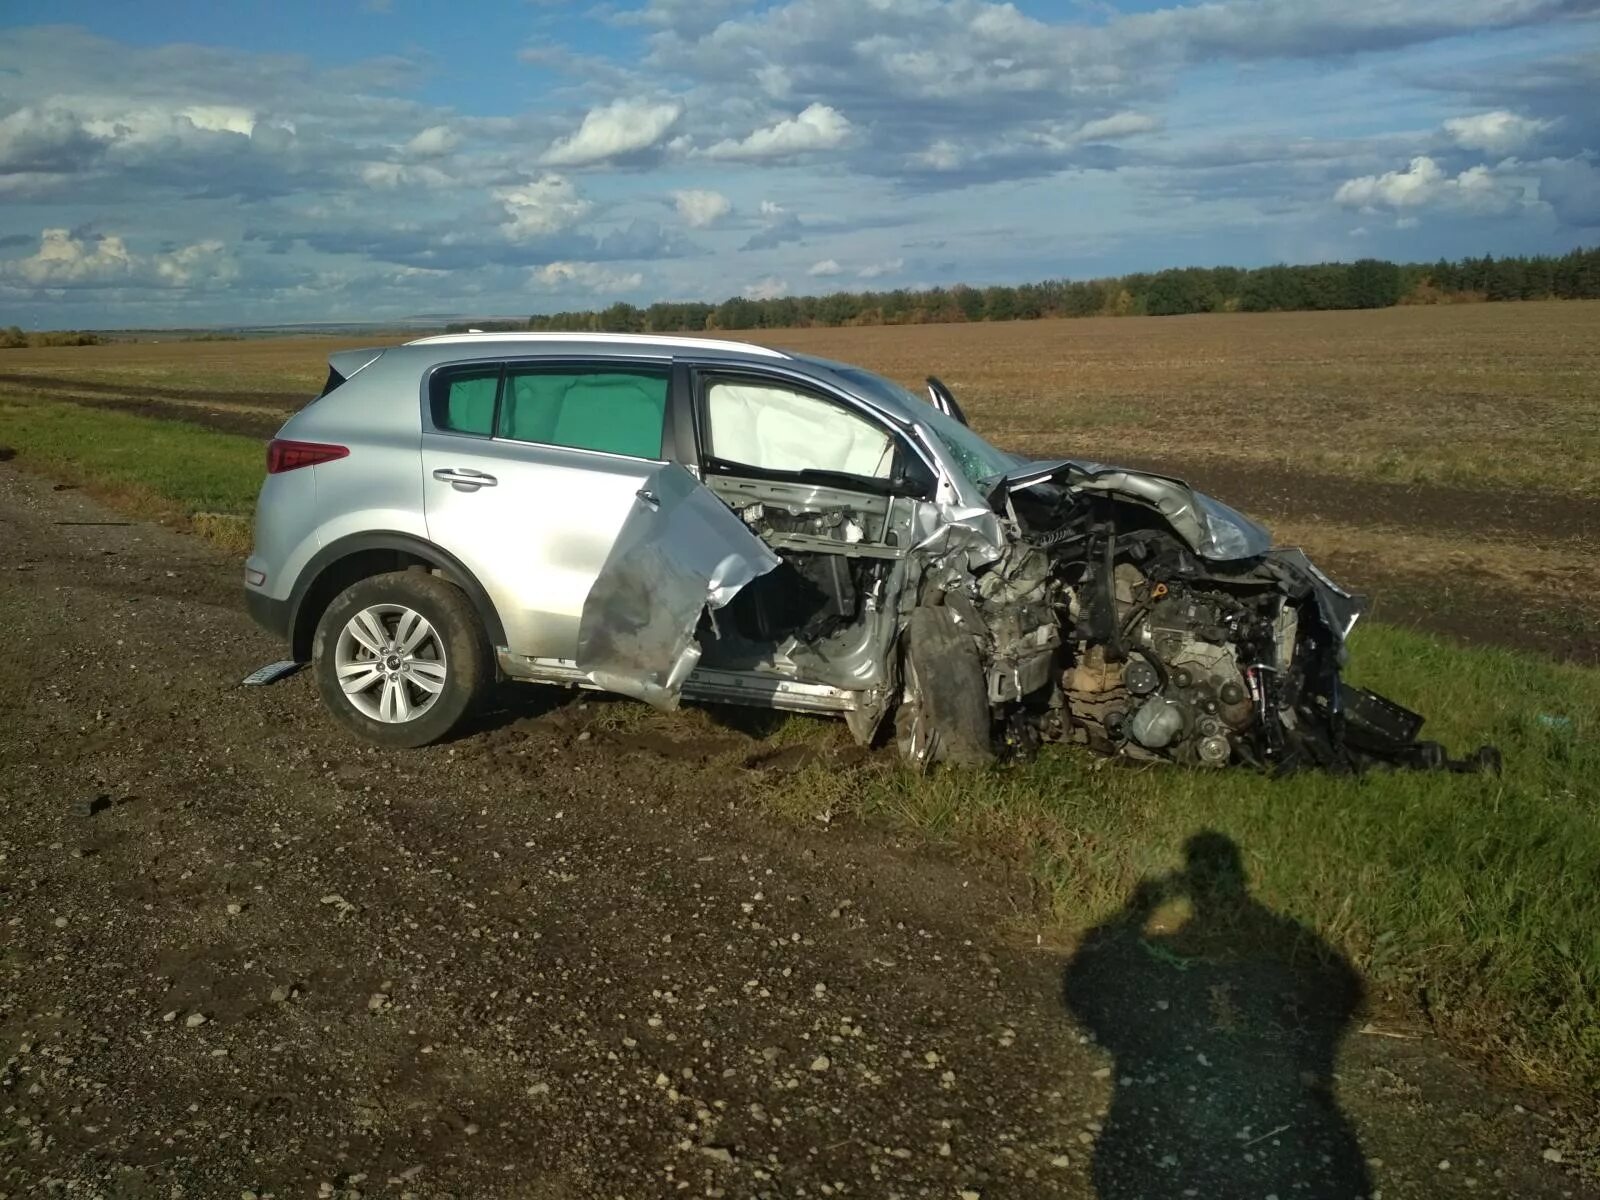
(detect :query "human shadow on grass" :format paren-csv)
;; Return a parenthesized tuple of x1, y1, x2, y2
(1062, 831, 1373, 1200)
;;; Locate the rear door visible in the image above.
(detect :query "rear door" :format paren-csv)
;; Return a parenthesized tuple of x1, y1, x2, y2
(420, 357, 677, 659)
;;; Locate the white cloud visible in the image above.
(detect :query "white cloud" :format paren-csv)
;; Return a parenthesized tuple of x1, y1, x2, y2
(1442, 110, 1551, 156)
(405, 124, 460, 158)
(3, 228, 235, 289)
(153, 239, 239, 287)
(495, 175, 593, 239)
(1334, 155, 1528, 216)
(1074, 112, 1160, 143)
(1335, 155, 1449, 208)
(10, 228, 135, 285)
(541, 98, 684, 167)
(742, 275, 789, 300)
(857, 257, 903, 279)
(671, 188, 732, 227)
(912, 140, 964, 172)
(533, 261, 645, 293)
(359, 161, 454, 189)
(703, 104, 851, 161)
(807, 258, 842, 276)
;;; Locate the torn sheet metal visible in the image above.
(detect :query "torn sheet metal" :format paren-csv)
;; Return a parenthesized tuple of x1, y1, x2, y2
(1266, 547, 1368, 651)
(990, 459, 1273, 562)
(576, 463, 780, 710)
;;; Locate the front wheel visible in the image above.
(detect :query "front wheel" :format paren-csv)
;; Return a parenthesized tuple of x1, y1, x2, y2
(312, 570, 492, 749)
(895, 605, 994, 769)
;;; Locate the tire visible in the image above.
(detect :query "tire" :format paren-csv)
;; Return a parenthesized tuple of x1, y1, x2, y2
(312, 569, 492, 749)
(895, 605, 994, 768)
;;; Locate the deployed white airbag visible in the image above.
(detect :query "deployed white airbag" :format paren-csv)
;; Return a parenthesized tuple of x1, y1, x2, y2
(707, 381, 895, 479)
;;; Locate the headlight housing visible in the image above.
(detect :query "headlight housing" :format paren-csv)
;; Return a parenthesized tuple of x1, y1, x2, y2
(1195, 493, 1274, 560)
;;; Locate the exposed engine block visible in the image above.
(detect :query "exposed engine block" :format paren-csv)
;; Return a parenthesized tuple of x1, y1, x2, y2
(1061, 563, 1302, 768)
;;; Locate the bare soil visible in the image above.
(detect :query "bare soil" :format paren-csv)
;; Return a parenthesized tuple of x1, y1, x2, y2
(0, 467, 1588, 1198)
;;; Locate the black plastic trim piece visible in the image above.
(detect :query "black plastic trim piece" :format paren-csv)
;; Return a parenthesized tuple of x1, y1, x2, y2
(244, 587, 292, 640)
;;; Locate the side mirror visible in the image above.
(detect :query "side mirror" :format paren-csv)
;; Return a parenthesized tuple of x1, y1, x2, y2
(925, 376, 968, 426)
(893, 448, 938, 500)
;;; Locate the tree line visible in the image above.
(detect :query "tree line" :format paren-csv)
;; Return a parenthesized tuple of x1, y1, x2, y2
(0, 326, 103, 349)
(476, 246, 1600, 334)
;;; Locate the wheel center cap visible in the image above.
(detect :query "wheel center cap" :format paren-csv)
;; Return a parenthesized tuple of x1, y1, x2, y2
(385, 654, 402, 671)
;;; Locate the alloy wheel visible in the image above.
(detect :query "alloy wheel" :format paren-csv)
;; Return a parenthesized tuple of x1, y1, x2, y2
(333, 603, 448, 724)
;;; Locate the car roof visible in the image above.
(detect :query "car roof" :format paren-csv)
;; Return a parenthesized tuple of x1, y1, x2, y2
(404, 331, 791, 359)
(378, 333, 927, 426)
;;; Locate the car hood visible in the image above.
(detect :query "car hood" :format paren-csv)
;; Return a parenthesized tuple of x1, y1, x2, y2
(988, 457, 1275, 563)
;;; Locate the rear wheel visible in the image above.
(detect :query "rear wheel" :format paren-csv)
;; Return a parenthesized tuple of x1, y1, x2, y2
(895, 605, 994, 768)
(313, 570, 491, 748)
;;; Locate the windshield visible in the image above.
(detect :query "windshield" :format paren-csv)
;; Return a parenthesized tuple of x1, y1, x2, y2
(830, 365, 1017, 489)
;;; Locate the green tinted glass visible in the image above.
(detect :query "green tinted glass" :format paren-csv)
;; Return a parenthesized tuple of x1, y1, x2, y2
(498, 369, 668, 459)
(432, 370, 499, 436)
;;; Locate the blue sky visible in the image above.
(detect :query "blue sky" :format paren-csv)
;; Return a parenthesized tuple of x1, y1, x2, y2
(1, 1, 1596, 327)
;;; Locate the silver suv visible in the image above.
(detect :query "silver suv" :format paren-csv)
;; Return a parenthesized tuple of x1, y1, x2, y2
(247, 332, 1474, 772)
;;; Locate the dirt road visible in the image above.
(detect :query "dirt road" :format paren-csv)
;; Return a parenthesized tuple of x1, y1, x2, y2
(0, 466, 1585, 1198)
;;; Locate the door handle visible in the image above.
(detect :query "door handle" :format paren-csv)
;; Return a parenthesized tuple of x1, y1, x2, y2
(433, 467, 498, 489)
(635, 488, 660, 509)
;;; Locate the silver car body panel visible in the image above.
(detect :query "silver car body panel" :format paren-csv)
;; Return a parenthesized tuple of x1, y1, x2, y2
(244, 348, 432, 605)
(575, 463, 780, 709)
(327, 347, 387, 380)
(420, 427, 664, 660)
(497, 654, 860, 714)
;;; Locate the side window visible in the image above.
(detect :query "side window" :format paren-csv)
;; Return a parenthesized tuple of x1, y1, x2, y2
(498, 367, 669, 460)
(704, 377, 896, 480)
(429, 366, 501, 436)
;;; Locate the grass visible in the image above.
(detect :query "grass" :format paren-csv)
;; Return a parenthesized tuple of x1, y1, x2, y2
(0, 399, 263, 548)
(759, 623, 1600, 1095)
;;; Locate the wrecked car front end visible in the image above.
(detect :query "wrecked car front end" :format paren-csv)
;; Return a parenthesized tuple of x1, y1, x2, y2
(561, 352, 1491, 775)
(907, 450, 1496, 773)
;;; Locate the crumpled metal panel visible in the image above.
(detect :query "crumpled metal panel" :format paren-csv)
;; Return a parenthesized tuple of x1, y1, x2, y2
(991, 458, 1273, 562)
(910, 501, 1007, 583)
(1265, 547, 1368, 652)
(577, 463, 780, 710)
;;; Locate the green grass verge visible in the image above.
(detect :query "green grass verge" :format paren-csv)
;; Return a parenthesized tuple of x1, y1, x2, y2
(0, 399, 264, 545)
(774, 624, 1600, 1094)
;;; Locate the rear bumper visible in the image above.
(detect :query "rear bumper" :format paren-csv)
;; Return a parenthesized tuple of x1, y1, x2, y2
(245, 586, 293, 643)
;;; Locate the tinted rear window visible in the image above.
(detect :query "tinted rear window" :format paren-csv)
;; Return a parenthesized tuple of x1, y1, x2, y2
(429, 366, 502, 436)
(498, 367, 668, 459)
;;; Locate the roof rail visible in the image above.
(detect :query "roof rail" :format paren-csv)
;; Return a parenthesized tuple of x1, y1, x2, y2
(404, 331, 789, 358)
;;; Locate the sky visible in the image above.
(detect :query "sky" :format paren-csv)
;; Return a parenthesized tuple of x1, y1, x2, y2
(1, 1, 1597, 328)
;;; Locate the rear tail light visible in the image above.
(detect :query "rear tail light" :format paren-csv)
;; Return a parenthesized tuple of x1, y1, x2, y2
(267, 439, 348, 474)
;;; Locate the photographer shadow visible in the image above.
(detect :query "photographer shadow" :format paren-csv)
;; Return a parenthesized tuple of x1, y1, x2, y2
(1062, 832, 1373, 1200)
